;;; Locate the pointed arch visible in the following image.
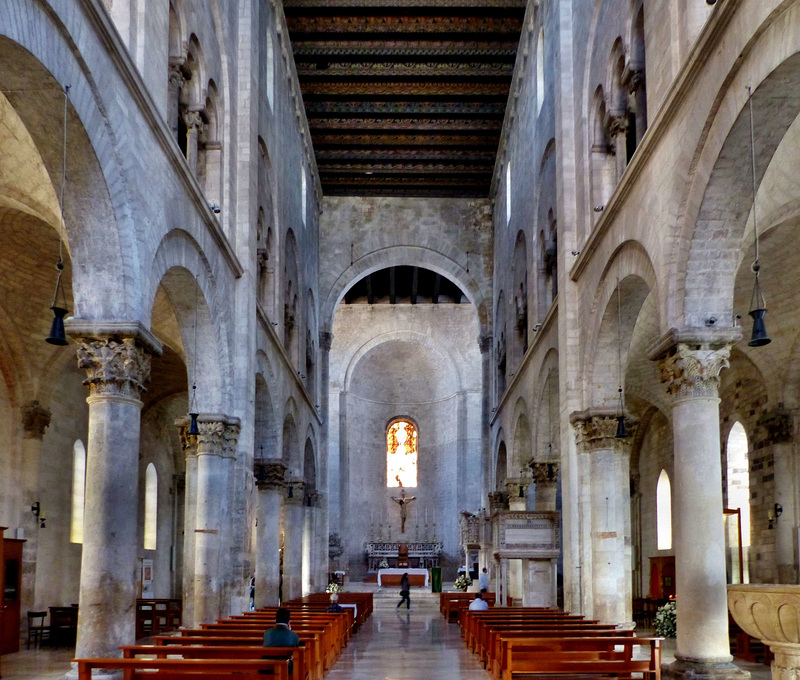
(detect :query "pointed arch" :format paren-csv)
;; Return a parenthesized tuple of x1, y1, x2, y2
(656, 469, 672, 551)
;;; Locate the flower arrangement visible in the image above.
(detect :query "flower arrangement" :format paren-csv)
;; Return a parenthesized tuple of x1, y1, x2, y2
(454, 574, 472, 591)
(655, 599, 676, 638)
(326, 583, 342, 595)
(378, 559, 389, 569)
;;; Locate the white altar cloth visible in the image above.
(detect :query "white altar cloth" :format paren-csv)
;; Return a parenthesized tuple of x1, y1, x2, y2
(377, 568, 429, 586)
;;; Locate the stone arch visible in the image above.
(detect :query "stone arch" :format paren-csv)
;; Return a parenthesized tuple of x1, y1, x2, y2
(257, 137, 279, 320)
(323, 244, 490, 336)
(305, 289, 318, 399)
(674, 11, 800, 328)
(304, 433, 316, 492)
(182, 34, 207, 110)
(0, 32, 139, 320)
(168, 0, 186, 60)
(284, 230, 301, 368)
(198, 79, 222, 208)
(254, 372, 277, 459)
(148, 229, 233, 413)
(495, 435, 508, 491)
(495, 291, 507, 402)
(282, 408, 300, 476)
(536, 140, 558, 318)
(585, 241, 660, 410)
(511, 399, 532, 473)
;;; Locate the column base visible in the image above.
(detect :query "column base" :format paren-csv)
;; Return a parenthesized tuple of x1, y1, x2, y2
(663, 657, 750, 680)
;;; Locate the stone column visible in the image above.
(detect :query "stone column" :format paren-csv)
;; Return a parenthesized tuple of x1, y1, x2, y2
(218, 418, 240, 618)
(649, 332, 748, 680)
(176, 418, 198, 628)
(302, 491, 318, 596)
(758, 409, 797, 583)
(480, 335, 493, 501)
(20, 401, 51, 621)
(571, 410, 637, 628)
(255, 459, 286, 608)
(315, 492, 328, 590)
(283, 479, 306, 601)
(630, 70, 647, 145)
(167, 60, 185, 140)
(318, 330, 333, 588)
(70, 331, 160, 666)
(505, 479, 529, 604)
(489, 491, 508, 604)
(183, 109, 204, 174)
(530, 462, 559, 512)
(609, 113, 629, 179)
(193, 416, 228, 624)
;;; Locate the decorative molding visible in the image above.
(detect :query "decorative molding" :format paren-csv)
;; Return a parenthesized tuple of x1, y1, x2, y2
(255, 459, 287, 490)
(196, 416, 227, 455)
(21, 401, 51, 440)
(175, 416, 198, 458)
(66, 320, 163, 357)
(76, 337, 152, 401)
(569, 408, 638, 454)
(529, 462, 558, 485)
(222, 418, 241, 459)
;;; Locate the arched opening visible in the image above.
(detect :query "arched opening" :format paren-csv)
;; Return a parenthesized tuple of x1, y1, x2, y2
(266, 31, 275, 110)
(301, 170, 308, 226)
(144, 463, 158, 551)
(536, 27, 544, 115)
(511, 232, 528, 368)
(590, 88, 615, 220)
(284, 232, 301, 368)
(70, 440, 87, 545)
(495, 292, 507, 401)
(387, 419, 418, 488)
(505, 162, 512, 226)
(630, 4, 647, 145)
(198, 82, 222, 209)
(726, 421, 750, 584)
(656, 469, 672, 551)
(496, 441, 508, 491)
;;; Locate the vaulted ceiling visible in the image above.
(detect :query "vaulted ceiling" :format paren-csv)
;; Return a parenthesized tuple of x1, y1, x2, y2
(283, 0, 526, 198)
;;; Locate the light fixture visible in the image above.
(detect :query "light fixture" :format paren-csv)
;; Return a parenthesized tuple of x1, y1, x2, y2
(31, 502, 46, 529)
(615, 278, 628, 438)
(46, 85, 71, 346)
(746, 86, 771, 347)
(187, 277, 200, 435)
(768, 503, 782, 529)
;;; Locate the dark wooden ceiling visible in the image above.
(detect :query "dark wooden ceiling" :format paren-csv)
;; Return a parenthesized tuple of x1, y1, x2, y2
(344, 265, 467, 304)
(283, 0, 526, 198)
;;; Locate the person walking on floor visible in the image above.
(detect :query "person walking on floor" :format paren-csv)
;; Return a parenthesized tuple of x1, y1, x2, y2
(397, 572, 411, 610)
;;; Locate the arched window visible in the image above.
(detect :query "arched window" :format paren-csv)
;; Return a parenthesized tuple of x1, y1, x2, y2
(266, 31, 275, 110)
(387, 420, 418, 487)
(505, 162, 512, 226)
(656, 469, 672, 550)
(536, 27, 544, 115)
(70, 440, 87, 544)
(726, 421, 750, 582)
(144, 463, 158, 550)
(301, 170, 308, 225)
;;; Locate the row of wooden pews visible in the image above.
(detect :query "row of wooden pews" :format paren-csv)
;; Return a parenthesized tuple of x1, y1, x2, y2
(457, 606, 662, 680)
(73, 592, 373, 680)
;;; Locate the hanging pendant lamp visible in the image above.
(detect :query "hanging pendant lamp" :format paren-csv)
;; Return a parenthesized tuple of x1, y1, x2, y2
(188, 383, 200, 436)
(614, 279, 628, 438)
(746, 87, 771, 347)
(187, 278, 201, 434)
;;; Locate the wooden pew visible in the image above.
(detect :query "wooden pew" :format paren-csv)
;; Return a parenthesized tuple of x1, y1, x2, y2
(497, 636, 662, 680)
(121, 644, 308, 680)
(74, 657, 289, 680)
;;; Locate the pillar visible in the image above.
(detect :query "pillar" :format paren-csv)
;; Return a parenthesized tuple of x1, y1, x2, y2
(759, 409, 797, 583)
(69, 330, 160, 669)
(167, 60, 185, 139)
(315, 492, 329, 589)
(302, 491, 318, 596)
(193, 416, 228, 624)
(609, 113, 629, 179)
(20, 401, 51, 620)
(489, 491, 508, 604)
(183, 109, 203, 174)
(650, 333, 749, 680)
(176, 418, 198, 628)
(571, 410, 637, 628)
(318, 330, 333, 588)
(480, 335, 493, 501)
(506, 479, 529, 603)
(218, 418, 240, 617)
(630, 70, 647, 145)
(255, 459, 286, 607)
(283, 479, 306, 601)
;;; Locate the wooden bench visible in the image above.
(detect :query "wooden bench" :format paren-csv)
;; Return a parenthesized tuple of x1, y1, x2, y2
(497, 636, 662, 680)
(121, 644, 308, 680)
(74, 657, 289, 680)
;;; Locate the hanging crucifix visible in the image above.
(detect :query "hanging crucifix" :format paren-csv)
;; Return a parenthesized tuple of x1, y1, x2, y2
(391, 487, 417, 534)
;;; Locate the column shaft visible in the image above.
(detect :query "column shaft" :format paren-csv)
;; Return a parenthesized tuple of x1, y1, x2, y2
(283, 480, 306, 601)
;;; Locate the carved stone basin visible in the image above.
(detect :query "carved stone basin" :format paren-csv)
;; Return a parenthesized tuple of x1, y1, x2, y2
(728, 584, 800, 680)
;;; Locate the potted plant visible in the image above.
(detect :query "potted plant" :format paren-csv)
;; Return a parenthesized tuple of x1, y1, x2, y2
(454, 574, 472, 592)
(655, 599, 676, 638)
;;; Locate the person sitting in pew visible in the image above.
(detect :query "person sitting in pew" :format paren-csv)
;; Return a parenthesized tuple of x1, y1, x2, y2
(326, 594, 345, 613)
(263, 608, 300, 675)
(469, 592, 489, 611)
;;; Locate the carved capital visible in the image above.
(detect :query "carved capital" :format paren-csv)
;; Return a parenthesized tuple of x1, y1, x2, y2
(22, 401, 51, 439)
(305, 491, 319, 508)
(168, 64, 185, 91)
(175, 417, 198, 459)
(319, 331, 333, 352)
(285, 479, 306, 505)
(183, 109, 204, 131)
(196, 416, 227, 456)
(529, 461, 559, 485)
(608, 113, 629, 137)
(76, 337, 151, 401)
(570, 409, 638, 454)
(255, 459, 287, 490)
(488, 490, 508, 511)
(222, 418, 241, 459)
(630, 69, 645, 93)
(657, 343, 731, 400)
(505, 478, 530, 500)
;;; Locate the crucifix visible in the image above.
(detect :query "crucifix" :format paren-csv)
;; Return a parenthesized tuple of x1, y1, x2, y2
(391, 487, 417, 534)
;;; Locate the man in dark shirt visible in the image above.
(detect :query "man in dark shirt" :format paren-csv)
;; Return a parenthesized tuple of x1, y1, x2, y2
(263, 608, 300, 675)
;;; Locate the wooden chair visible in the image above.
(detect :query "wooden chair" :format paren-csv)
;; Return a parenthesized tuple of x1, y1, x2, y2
(26, 611, 49, 649)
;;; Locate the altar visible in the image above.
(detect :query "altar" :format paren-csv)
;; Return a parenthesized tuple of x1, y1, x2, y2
(377, 568, 429, 587)
(365, 541, 442, 571)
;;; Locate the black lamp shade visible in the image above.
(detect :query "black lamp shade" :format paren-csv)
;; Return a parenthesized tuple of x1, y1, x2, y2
(46, 306, 69, 346)
(188, 412, 200, 436)
(748, 308, 771, 347)
(615, 414, 627, 439)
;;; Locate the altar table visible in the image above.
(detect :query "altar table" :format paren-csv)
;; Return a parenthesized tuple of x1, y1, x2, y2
(377, 568, 429, 587)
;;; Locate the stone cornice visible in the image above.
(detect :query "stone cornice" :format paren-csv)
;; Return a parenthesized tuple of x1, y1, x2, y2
(65, 319, 163, 357)
(490, 297, 558, 425)
(646, 327, 742, 361)
(567, 0, 741, 282)
(255, 459, 288, 490)
(78, 0, 244, 278)
(257, 303, 322, 425)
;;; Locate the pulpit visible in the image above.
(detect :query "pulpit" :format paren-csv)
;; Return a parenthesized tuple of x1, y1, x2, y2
(397, 543, 409, 568)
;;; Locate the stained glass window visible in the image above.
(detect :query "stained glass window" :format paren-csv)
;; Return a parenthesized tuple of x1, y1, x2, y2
(387, 420, 418, 487)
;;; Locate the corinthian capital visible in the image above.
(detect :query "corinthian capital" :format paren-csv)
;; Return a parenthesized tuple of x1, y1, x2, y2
(254, 459, 287, 490)
(570, 409, 638, 454)
(222, 418, 241, 459)
(529, 462, 559, 485)
(657, 344, 731, 400)
(196, 416, 227, 456)
(76, 337, 151, 401)
(22, 400, 51, 439)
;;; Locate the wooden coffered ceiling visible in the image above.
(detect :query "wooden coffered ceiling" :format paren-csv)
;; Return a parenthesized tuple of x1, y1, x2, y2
(283, 0, 526, 198)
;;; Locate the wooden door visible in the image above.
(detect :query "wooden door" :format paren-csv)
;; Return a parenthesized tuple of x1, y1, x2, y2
(2, 538, 23, 654)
